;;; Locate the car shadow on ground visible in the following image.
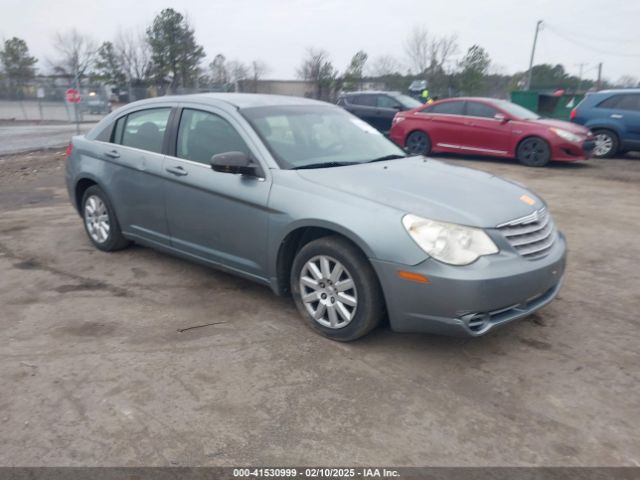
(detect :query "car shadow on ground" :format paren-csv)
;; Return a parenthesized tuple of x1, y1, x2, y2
(429, 152, 597, 170)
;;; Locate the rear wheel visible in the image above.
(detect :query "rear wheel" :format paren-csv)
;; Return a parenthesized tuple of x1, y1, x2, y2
(290, 236, 384, 341)
(592, 129, 619, 158)
(405, 131, 431, 155)
(81, 185, 130, 252)
(517, 137, 551, 167)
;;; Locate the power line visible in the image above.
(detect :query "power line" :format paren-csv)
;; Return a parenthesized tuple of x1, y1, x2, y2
(546, 22, 640, 45)
(544, 24, 640, 58)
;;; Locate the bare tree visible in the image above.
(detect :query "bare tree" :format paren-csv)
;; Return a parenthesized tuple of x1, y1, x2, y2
(50, 29, 97, 84)
(297, 48, 338, 99)
(250, 60, 269, 81)
(114, 28, 151, 87)
(429, 34, 458, 71)
(616, 75, 639, 88)
(404, 25, 430, 74)
(227, 60, 250, 84)
(368, 54, 403, 77)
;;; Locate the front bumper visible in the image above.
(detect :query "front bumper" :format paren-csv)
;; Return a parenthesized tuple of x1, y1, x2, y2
(370, 233, 567, 336)
(550, 138, 594, 161)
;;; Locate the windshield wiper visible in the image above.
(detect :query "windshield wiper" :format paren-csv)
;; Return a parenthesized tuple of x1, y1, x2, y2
(365, 154, 407, 163)
(292, 161, 358, 170)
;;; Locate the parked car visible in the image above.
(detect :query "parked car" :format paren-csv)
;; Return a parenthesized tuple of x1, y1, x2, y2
(570, 89, 640, 158)
(66, 94, 566, 341)
(389, 97, 594, 167)
(80, 92, 112, 115)
(337, 91, 423, 133)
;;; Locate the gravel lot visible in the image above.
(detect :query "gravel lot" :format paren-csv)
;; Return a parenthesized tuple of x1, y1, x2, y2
(0, 149, 639, 466)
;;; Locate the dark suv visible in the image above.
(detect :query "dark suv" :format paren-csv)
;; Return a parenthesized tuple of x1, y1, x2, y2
(337, 91, 422, 133)
(570, 89, 640, 158)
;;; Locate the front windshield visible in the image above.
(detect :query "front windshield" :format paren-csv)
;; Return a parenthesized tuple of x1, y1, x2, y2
(493, 100, 540, 120)
(392, 94, 423, 109)
(241, 105, 406, 169)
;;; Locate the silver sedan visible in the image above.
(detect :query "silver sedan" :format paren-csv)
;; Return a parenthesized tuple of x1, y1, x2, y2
(65, 94, 566, 341)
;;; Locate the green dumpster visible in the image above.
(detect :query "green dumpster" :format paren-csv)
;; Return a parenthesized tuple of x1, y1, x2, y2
(511, 90, 584, 120)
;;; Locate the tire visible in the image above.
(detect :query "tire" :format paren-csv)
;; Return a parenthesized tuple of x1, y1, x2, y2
(81, 185, 130, 252)
(290, 236, 385, 341)
(591, 129, 619, 158)
(516, 137, 551, 167)
(405, 131, 432, 155)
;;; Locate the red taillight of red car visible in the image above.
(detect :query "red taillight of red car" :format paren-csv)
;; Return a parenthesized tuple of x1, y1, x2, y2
(65, 142, 73, 158)
(570, 107, 577, 121)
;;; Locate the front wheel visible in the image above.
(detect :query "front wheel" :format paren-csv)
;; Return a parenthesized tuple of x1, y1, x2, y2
(290, 236, 385, 341)
(517, 137, 551, 167)
(405, 131, 432, 155)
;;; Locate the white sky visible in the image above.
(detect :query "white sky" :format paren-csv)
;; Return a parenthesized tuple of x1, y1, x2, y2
(2, 0, 640, 82)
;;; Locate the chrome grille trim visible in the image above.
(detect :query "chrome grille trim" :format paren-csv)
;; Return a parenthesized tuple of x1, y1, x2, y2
(497, 208, 556, 260)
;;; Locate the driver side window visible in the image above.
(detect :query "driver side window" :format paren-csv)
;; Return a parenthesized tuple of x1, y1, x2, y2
(176, 109, 250, 164)
(377, 95, 401, 109)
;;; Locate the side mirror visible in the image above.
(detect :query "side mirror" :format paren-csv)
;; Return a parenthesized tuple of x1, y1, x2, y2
(210, 151, 259, 177)
(494, 113, 509, 123)
(392, 105, 403, 111)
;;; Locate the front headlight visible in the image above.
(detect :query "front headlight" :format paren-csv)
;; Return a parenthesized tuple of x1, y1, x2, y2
(550, 127, 582, 143)
(402, 214, 498, 265)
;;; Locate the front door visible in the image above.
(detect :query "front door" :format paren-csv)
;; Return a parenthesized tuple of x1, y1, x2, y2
(459, 101, 511, 155)
(162, 106, 272, 280)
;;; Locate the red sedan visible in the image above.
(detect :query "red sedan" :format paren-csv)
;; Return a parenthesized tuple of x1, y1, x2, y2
(389, 97, 594, 166)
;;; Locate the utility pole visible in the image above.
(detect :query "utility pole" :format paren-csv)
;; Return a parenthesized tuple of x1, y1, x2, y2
(577, 63, 585, 93)
(596, 62, 603, 90)
(525, 20, 543, 91)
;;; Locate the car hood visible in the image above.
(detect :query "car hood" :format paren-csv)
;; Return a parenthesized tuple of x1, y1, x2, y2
(526, 118, 590, 135)
(296, 157, 544, 228)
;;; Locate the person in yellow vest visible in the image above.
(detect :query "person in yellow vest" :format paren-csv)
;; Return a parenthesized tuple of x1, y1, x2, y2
(420, 88, 431, 104)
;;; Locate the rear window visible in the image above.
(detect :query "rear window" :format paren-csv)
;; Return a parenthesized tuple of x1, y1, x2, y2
(348, 94, 376, 107)
(597, 95, 622, 109)
(119, 108, 171, 154)
(465, 102, 498, 118)
(428, 101, 464, 115)
(598, 94, 640, 111)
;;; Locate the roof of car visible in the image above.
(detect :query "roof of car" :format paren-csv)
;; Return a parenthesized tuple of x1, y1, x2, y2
(435, 97, 507, 103)
(125, 93, 329, 109)
(594, 88, 640, 95)
(342, 91, 402, 96)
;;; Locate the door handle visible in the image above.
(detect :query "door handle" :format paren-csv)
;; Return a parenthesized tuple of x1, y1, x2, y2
(104, 149, 120, 159)
(610, 114, 623, 119)
(165, 165, 188, 176)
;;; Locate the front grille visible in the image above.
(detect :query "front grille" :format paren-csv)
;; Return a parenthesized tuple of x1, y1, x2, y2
(497, 208, 556, 259)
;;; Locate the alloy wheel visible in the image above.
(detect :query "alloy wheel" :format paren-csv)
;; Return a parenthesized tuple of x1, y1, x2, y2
(299, 255, 358, 329)
(406, 132, 429, 155)
(520, 139, 546, 164)
(84, 195, 110, 244)
(593, 133, 613, 157)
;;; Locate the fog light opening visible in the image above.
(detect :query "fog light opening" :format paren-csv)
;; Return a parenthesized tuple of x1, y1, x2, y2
(465, 313, 490, 332)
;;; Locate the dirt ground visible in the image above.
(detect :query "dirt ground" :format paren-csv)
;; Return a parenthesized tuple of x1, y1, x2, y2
(0, 149, 639, 467)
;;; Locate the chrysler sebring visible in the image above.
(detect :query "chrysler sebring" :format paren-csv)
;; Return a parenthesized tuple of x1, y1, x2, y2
(65, 94, 566, 341)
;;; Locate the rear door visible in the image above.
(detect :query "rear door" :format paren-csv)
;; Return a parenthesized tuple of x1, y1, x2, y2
(419, 100, 466, 149)
(611, 94, 640, 148)
(459, 101, 511, 155)
(375, 94, 403, 132)
(98, 106, 173, 246)
(344, 94, 378, 129)
(162, 105, 272, 280)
